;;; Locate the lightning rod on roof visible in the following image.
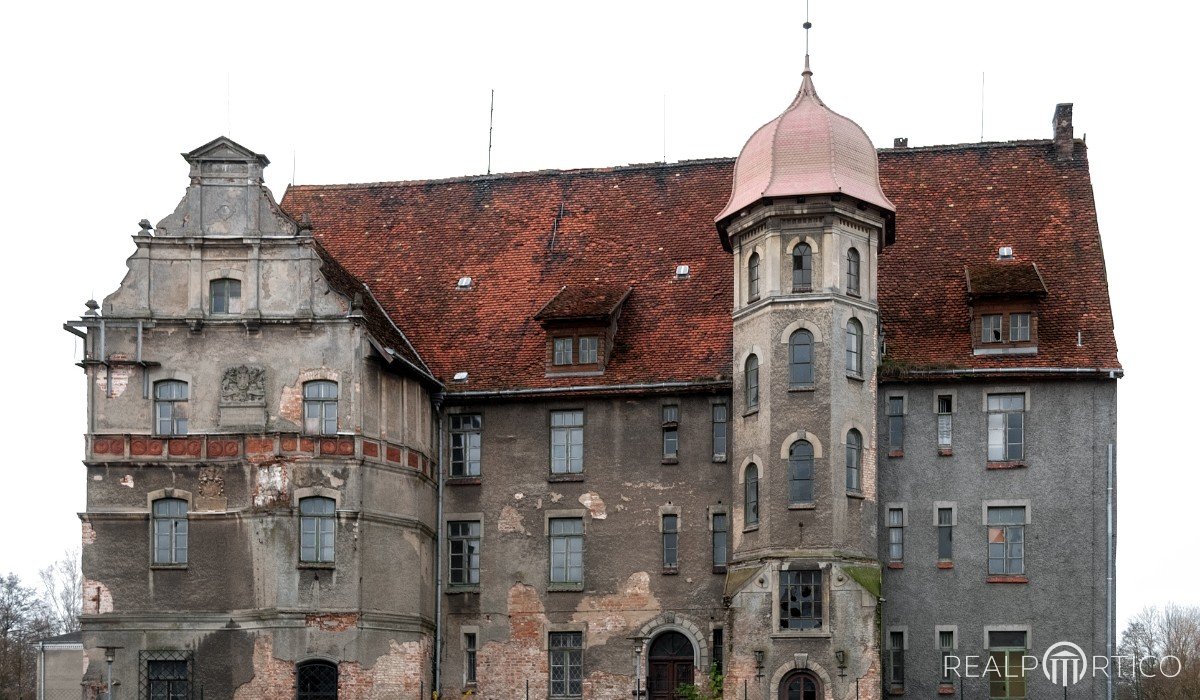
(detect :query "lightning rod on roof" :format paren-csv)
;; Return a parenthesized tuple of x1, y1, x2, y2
(804, 0, 811, 55)
(487, 89, 495, 175)
(980, 72, 986, 142)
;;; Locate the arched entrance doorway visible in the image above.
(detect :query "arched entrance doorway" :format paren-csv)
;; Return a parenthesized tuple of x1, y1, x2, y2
(648, 631, 695, 699)
(779, 670, 820, 700)
(296, 660, 338, 699)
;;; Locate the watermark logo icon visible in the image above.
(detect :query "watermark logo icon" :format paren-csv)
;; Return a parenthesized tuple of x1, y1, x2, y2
(1043, 641, 1088, 686)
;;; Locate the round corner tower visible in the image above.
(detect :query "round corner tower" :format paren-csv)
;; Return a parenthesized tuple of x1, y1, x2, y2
(715, 56, 894, 700)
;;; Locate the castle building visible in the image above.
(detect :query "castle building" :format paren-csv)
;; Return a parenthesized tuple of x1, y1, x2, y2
(68, 57, 1118, 700)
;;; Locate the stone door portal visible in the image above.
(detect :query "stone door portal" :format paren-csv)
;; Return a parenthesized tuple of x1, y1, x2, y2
(648, 631, 695, 700)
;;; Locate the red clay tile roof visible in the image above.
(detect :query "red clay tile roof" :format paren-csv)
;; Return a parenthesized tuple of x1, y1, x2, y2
(965, 262, 1048, 298)
(878, 141, 1120, 377)
(534, 283, 633, 324)
(281, 140, 1119, 393)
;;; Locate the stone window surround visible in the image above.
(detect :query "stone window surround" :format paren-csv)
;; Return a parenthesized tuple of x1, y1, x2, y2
(204, 267, 246, 316)
(737, 455, 762, 531)
(445, 511, 484, 592)
(982, 624, 1032, 651)
(771, 561, 832, 639)
(934, 625, 959, 650)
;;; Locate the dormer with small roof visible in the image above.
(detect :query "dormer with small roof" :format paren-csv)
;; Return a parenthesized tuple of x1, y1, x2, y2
(533, 283, 632, 375)
(965, 258, 1048, 356)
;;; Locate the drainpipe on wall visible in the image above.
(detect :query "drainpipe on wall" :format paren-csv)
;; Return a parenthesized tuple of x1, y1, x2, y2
(1107, 442, 1115, 700)
(432, 392, 446, 696)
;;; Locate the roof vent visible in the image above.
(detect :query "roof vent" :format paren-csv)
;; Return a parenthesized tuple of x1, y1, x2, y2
(452, 371, 469, 382)
(456, 276, 473, 289)
(893, 137, 908, 148)
(998, 246, 1014, 260)
(675, 264, 691, 279)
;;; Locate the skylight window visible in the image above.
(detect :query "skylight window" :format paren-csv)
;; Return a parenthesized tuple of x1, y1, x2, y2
(453, 371, 469, 382)
(998, 246, 1014, 260)
(456, 276, 473, 289)
(675, 264, 691, 279)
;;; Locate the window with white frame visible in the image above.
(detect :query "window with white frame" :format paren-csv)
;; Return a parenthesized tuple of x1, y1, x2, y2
(154, 380, 189, 436)
(887, 508, 904, 562)
(450, 414, 482, 477)
(987, 394, 1025, 461)
(937, 394, 954, 449)
(744, 355, 760, 409)
(550, 410, 584, 474)
(152, 498, 188, 565)
(299, 497, 336, 564)
(661, 405, 679, 460)
(303, 380, 339, 436)
(549, 518, 584, 585)
(845, 319, 863, 375)
(661, 514, 678, 571)
(578, 336, 599, 364)
(448, 521, 481, 585)
(711, 404, 728, 462)
(886, 396, 904, 451)
(987, 506, 1026, 575)
(210, 278, 242, 314)
(938, 507, 954, 561)
(846, 247, 861, 295)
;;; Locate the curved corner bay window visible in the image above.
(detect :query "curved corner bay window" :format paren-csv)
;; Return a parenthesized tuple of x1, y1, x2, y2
(744, 355, 760, 410)
(299, 497, 336, 563)
(792, 243, 812, 291)
(209, 278, 242, 314)
(303, 381, 339, 436)
(788, 440, 814, 504)
(748, 252, 761, 300)
(789, 330, 814, 387)
(845, 319, 863, 375)
(846, 247, 861, 295)
(154, 380, 189, 436)
(780, 569, 822, 630)
(744, 464, 759, 525)
(845, 429, 863, 492)
(152, 498, 188, 565)
(296, 660, 338, 700)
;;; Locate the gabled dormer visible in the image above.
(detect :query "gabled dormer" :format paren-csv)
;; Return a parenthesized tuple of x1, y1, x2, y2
(966, 258, 1048, 355)
(533, 283, 631, 376)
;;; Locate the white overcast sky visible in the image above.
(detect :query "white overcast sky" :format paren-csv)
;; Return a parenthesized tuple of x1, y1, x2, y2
(0, 1, 1194, 632)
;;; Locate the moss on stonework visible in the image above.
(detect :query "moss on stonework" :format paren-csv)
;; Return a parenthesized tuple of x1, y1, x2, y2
(843, 565, 881, 598)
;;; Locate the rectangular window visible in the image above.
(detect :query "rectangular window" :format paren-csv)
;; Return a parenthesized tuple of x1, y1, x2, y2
(299, 497, 336, 564)
(982, 314, 1003, 343)
(987, 507, 1026, 575)
(464, 632, 478, 685)
(779, 569, 822, 630)
(662, 514, 678, 570)
(711, 628, 724, 674)
(711, 404, 728, 461)
(937, 508, 954, 561)
(147, 659, 190, 700)
(887, 508, 904, 562)
(888, 631, 906, 690)
(1009, 313, 1031, 342)
(152, 499, 188, 565)
(937, 395, 953, 448)
(549, 631, 583, 698)
(712, 513, 728, 572)
(550, 410, 584, 474)
(939, 630, 956, 681)
(553, 337, 574, 365)
(448, 521, 481, 585)
(987, 394, 1025, 461)
(887, 396, 904, 450)
(578, 336, 599, 364)
(661, 405, 679, 460)
(987, 631, 1028, 699)
(450, 414, 482, 477)
(549, 518, 584, 585)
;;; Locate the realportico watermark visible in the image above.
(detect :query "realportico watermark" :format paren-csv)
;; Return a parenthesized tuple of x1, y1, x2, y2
(943, 640, 1183, 686)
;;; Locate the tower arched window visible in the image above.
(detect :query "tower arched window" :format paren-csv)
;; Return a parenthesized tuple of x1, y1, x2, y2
(296, 660, 338, 700)
(154, 380, 189, 436)
(846, 247, 861, 295)
(745, 355, 760, 410)
(792, 243, 812, 291)
(789, 440, 814, 504)
(745, 464, 759, 525)
(789, 330, 814, 387)
(846, 429, 863, 492)
(748, 252, 761, 300)
(845, 319, 863, 376)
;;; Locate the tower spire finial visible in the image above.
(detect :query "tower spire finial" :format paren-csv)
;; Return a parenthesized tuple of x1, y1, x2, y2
(803, 0, 812, 57)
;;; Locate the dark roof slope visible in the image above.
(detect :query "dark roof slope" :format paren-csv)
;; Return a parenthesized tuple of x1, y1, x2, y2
(282, 141, 1118, 392)
(965, 262, 1047, 298)
(878, 142, 1119, 376)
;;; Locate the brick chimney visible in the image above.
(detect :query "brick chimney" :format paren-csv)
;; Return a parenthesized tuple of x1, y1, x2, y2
(1053, 103, 1074, 161)
(893, 137, 908, 148)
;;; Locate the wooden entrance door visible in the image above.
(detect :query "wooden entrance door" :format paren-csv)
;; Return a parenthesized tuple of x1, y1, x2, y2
(779, 671, 820, 700)
(648, 632, 695, 699)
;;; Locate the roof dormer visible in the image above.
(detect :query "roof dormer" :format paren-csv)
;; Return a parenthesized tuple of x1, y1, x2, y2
(966, 261, 1048, 356)
(534, 283, 632, 375)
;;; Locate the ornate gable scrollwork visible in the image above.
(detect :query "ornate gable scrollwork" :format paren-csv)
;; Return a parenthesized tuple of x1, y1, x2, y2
(220, 365, 266, 405)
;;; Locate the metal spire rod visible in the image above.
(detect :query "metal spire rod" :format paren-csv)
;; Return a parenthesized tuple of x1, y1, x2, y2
(804, 0, 811, 55)
(487, 89, 495, 175)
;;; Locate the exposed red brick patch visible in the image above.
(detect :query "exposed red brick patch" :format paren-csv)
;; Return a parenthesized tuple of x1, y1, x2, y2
(82, 580, 112, 614)
(305, 612, 359, 632)
(233, 636, 295, 700)
(986, 575, 1029, 584)
(81, 521, 96, 546)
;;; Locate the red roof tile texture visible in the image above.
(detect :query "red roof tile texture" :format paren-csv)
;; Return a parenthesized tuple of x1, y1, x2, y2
(965, 262, 1047, 298)
(282, 140, 1118, 392)
(534, 283, 633, 323)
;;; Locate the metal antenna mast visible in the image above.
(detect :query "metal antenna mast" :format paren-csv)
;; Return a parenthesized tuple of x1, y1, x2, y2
(487, 89, 495, 175)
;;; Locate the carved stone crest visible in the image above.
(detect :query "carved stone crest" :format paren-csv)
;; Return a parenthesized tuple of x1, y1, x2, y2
(220, 365, 266, 404)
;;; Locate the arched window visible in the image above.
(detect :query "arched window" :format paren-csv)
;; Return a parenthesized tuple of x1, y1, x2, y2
(303, 381, 339, 436)
(296, 660, 338, 700)
(152, 498, 188, 565)
(846, 247, 861, 295)
(748, 252, 761, 300)
(744, 355, 760, 410)
(846, 429, 863, 492)
(792, 243, 812, 291)
(154, 380, 189, 436)
(299, 497, 336, 563)
(210, 278, 242, 314)
(845, 319, 863, 375)
(788, 440, 814, 504)
(789, 330, 814, 387)
(780, 671, 820, 700)
(745, 464, 759, 525)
